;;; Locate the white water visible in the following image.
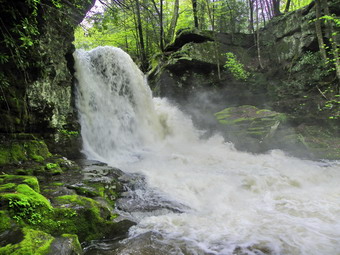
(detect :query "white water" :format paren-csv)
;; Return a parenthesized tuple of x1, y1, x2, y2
(74, 46, 340, 255)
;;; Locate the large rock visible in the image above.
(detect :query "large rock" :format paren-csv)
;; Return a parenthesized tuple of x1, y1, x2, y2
(149, 29, 257, 103)
(215, 105, 288, 153)
(215, 105, 286, 140)
(0, 0, 95, 132)
(0, 161, 135, 253)
(215, 105, 340, 159)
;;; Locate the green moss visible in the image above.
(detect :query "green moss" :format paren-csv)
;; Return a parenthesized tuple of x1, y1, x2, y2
(246, 130, 267, 138)
(0, 175, 40, 193)
(0, 176, 119, 243)
(88, 183, 105, 198)
(0, 210, 12, 233)
(0, 143, 27, 164)
(55, 195, 101, 213)
(52, 195, 116, 241)
(11, 144, 27, 163)
(50, 182, 64, 186)
(0, 183, 18, 192)
(1, 184, 52, 226)
(45, 162, 63, 175)
(45, 162, 59, 170)
(61, 234, 82, 253)
(31, 155, 45, 162)
(0, 181, 106, 241)
(0, 227, 54, 255)
(256, 109, 272, 114)
(24, 140, 51, 160)
(214, 108, 231, 120)
(0, 147, 9, 165)
(58, 129, 79, 136)
(0, 139, 51, 166)
(232, 117, 253, 124)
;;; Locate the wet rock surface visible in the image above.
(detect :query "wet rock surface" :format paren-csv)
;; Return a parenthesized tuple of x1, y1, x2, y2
(84, 232, 183, 255)
(0, 0, 95, 133)
(81, 162, 188, 254)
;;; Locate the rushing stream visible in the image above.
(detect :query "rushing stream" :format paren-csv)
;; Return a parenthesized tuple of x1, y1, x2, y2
(74, 46, 340, 255)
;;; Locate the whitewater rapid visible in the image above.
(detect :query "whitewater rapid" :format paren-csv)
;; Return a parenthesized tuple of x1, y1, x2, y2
(74, 46, 340, 255)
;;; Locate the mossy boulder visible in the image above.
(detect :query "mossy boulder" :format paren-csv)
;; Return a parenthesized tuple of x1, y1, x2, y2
(0, 175, 40, 192)
(0, 136, 51, 166)
(52, 194, 116, 241)
(215, 105, 287, 144)
(0, 227, 55, 255)
(47, 234, 82, 255)
(215, 105, 340, 159)
(0, 182, 52, 226)
(0, 134, 81, 177)
(0, 173, 122, 245)
(0, 210, 13, 234)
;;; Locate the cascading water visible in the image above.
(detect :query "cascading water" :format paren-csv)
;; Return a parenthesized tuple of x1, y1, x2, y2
(74, 46, 340, 255)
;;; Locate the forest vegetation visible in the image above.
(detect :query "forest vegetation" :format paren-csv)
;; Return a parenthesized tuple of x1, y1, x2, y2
(74, 0, 338, 72)
(0, 0, 339, 253)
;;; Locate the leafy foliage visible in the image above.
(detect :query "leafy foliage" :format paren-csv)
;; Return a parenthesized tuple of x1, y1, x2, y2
(8, 197, 44, 225)
(223, 52, 250, 81)
(281, 0, 312, 12)
(74, 0, 250, 67)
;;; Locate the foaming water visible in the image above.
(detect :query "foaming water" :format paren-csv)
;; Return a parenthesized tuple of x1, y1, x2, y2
(74, 47, 340, 255)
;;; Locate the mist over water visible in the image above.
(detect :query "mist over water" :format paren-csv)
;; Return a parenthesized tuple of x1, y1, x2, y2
(74, 46, 340, 255)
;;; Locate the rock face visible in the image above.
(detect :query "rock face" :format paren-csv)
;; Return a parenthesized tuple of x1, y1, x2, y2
(0, 0, 95, 133)
(150, 29, 256, 103)
(149, 0, 340, 159)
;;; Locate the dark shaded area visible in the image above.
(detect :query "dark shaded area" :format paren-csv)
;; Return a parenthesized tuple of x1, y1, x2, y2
(0, 228, 24, 247)
(0, 0, 95, 133)
(164, 29, 214, 52)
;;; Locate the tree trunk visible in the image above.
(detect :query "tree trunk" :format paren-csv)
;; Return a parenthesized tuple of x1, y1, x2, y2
(248, 0, 255, 34)
(272, 0, 281, 16)
(205, 0, 220, 79)
(320, 0, 340, 80)
(315, 0, 327, 61)
(256, 0, 264, 69)
(260, 0, 266, 26)
(225, 0, 235, 34)
(159, 0, 164, 51)
(284, 0, 291, 12)
(192, 0, 199, 28)
(135, 0, 147, 71)
(265, 0, 274, 19)
(166, 0, 179, 44)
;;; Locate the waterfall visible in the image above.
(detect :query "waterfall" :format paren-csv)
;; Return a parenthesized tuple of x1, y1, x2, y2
(74, 46, 340, 255)
(74, 46, 165, 162)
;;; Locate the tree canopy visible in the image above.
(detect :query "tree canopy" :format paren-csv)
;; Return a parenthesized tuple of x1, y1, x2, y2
(74, 0, 339, 73)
